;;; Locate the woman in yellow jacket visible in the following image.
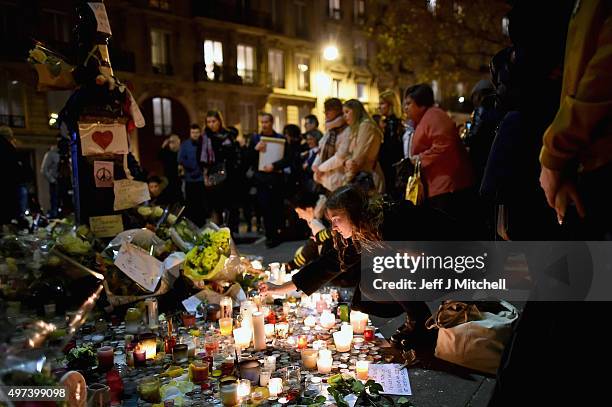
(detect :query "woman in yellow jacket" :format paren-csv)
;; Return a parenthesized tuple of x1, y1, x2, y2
(342, 99, 385, 193)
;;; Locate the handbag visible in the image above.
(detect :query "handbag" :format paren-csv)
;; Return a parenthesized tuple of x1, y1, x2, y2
(426, 300, 518, 375)
(405, 158, 425, 205)
(205, 162, 227, 187)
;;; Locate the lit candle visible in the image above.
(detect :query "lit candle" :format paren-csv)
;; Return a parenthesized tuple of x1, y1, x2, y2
(310, 293, 321, 309)
(264, 323, 275, 338)
(340, 323, 354, 341)
(312, 340, 327, 351)
(356, 360, 370, 380)
(352, 337, 365, 350)
(237, 379, 251, 402)
(220, 383, 238, 407)
(350, 310, 368, 334)
(333, 331, 351, 352)
(133, 347, 146, 367)
(97, 346, 114, 371)
(139, 333, 157, 360)
(268, 377, 283, 398)
(304, 315, 317, 327)
(252, 311, 266, 351)
(233, 327, 251, 350)
(315, 299, 327, 313)
(264, 355, 276, 371)
(319, 310, 336, 329)
(286, 336, 297, 348)
(219, 318, 233, 336)
(275, 322, 289, 339)
(317, 349, 333, 374)
(364, 326, 375, 342)
(220, 297, 233, 319)
(301, 349, 318, 369)
(297, 335, 308, 350)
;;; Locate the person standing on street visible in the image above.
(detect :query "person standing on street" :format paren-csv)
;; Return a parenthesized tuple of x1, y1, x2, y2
(41, 136, 61, 218)
(178, 124, 206, 226)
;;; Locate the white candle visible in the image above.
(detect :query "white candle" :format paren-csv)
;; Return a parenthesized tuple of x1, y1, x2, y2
(356, 360, 370, 380)
(350, 310, 368, 334)
(264, 323, 275, 338)
(312, 340, 327, 351)
(252, 311, 266, 351)
(264, 355, 276, 371)
(340, 323, 354, 341)
(319, 310, 336, 329)
(237, 379, 251, 402)
(333, 330, 352, 352)
(233, 327, 251, 350)
(304, 315, 317, 327)
(317, 349, 333, 374)
(268, 377, 283, 397)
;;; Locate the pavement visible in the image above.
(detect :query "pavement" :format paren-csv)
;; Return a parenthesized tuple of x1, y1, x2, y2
(236, 236, 497, 407)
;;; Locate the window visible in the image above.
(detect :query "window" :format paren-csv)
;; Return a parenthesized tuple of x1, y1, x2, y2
(270, 104, 286, 134)
(0, 75, 25, 128)
(295, 55, 310, 91)
(354, 37, 367, 66)
(268, 49, 285, 88)
(332, 79, 341, 98)
(295, 1, 307, 37)
(237, 44, 256, 84)
(148, 0, 169, 10)
(152, 97, 172, 136)
(239, 102, 257, 134)
(354, 0, 365, 24)
(151, 29, 172, 74)
(356, 83, 366, 101)
(203, 40, 223, 81)
(328, 0, 341, 20)
(453, 1, 464, 22)
(427, 0, 437, 15)
(44, 10, 71, 43)
(502, 16, 510, 36)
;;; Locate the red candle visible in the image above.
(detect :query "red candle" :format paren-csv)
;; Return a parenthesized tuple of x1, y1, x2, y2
(134, 348, 146, 367)
(97, 346, 114, 371)
(364, 326, 375, 342)
(164, 336, 176, 354)
(297, 335, 308, 350)
(266, 309, 277, 324)
(181, 312, 196, 328)
(106, 369, 124, 404)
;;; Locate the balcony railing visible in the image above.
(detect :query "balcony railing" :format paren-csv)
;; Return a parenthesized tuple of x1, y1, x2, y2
(0, 114, 26, 128)
(267, 73, 285, 89)
(193, 63, 224, 82)
(328, 8, 342, 20)
(152, 63, 173, 75)
(193, 1, 275, 30)
(237, 69, 259, 85)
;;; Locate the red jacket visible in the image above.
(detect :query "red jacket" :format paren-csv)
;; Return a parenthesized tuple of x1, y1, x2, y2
(410, 107, 474, 197)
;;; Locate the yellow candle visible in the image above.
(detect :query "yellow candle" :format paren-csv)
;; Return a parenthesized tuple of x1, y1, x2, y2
(219, 318, 233, 336)
(301, 349, 318, 369)
(356, 360, 370, 380)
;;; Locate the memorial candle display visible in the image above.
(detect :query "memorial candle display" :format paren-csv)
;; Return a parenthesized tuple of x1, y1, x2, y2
(219, 317, 233, 336)
(97, 346, 114, 371)
(350, 310, 368, 334)
(297, 334, 308, 350)
(252, 311, 266, 351)
(356, 360, 370, 380)
(333, 330, 352, 352)
(134, 347, 146, 367)
(139, 333, 157, 360)
(233, 327, 251, 350)
(220, 297, 233, 319)
(304, 315, 317, 327)
(317, 349, 333, 373)
(319, 310, 335, 329)
(275, 322, 289, 338)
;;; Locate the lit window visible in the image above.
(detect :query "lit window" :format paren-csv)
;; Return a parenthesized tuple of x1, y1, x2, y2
(356, 83, 366, 101)
(502, 16, 510, 36)
(271, 105, 286, 133)
(0, 75, 25, 128)
(239, 102, 257, 134)
(332, 79, 341, 98)
(296, 55, 310, 91)
(328, 0, 341, 20)
(204, 40, 223, 80)
(237, 44, 256, 84)
(151, 29, 172, 74)
(152, 97, 172, 136)
(268, 49, 285, 88)
(427, 0, 437, 15)
(354, 0, 365, 23)
(354, 37, 367, 66)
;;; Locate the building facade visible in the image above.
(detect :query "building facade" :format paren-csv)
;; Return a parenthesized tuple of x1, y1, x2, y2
(0, 0, 382, 211)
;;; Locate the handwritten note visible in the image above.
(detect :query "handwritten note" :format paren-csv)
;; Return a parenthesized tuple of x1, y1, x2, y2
(114, 242, 163, 293)
(89, 214, 123, 238)
(88, 2, 112, 35)
(367, 364, 412, 395)
(258, 136, 285, 171)
(182, 294, 204, 317)
(94, 161, 114, 188)
(113, 179, 150, 211)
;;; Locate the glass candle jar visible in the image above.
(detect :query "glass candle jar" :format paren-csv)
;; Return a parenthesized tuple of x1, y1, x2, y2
(300, 349, 318, 370)
(219, 318, 233, 336)
(133, 348, 146, 367)
(364, 326, 375, 342)
(220, 382, 238, 407)
(137, 377, 160, 403)
(338, 304, 350, 322)
(172, 344, 188, 363)
(189, 361, 209, 383)
(125, 308, 141, 334)
(220, 297, 233, 319)
(356, 360, 370, 380)
(138, 333, 157, 360)
(333, 331, 351, 352)
(96, 346, 114, 372)
(181, 312, 196, 328)
(350, 311, 368, 334)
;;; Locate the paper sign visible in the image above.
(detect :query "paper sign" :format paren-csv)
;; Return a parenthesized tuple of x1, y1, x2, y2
(368, 364, 412, 395)
(182, 295, 204, 317)
(94, 161, 114, 188)
(114, 242, 163, 293)
(79, 122, 128, 156)
(88, 2, 112, 35)
(89, 214, 123, 238)
(258, 136, 285, 171)
(113, 179, 150, 211)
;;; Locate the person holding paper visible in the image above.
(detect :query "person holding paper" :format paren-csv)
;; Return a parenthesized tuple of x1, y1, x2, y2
(249, 113, 286, 248)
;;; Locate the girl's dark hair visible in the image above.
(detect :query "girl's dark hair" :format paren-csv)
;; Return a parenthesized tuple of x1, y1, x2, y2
(283, 124, 302, 143)
(404, 84, 435, 107)
(289, 190, 319, 210)
(205, 110, 225, 128)
(325, 185, 385, 270)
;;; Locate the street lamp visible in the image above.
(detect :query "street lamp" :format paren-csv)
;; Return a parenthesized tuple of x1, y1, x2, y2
(323, 45, 339, 61)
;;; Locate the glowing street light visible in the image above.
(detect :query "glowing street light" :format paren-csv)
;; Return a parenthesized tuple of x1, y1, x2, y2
(323, 45, 339, 61)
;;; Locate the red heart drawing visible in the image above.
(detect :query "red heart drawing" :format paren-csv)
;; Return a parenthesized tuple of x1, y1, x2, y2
(92, 131, 113, 150)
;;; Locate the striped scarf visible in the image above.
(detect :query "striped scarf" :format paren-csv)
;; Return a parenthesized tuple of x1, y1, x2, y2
(320, 115, 347, 163)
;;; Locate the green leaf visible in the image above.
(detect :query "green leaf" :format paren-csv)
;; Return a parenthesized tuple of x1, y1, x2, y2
(314, 395, 327, 403)
(368, 382, 384, 395)
(351, 380, 366, 394)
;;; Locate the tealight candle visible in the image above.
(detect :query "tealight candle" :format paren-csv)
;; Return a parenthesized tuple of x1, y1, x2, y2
(350, 311, 368, 334)
(264, 324, 275, 338)
(297, 335, 308, 350)
(134, 348, 146, 367)
(356, 360, 370, 380)
(333, 331, 352, 352)
(301, 349, 318, 369)
(268, 377, 283, 398)
(304, 315, 317, 327)
(319, 310, 335, 329)
(352, 337, 365, 349)
(219, 318, 233, 336)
